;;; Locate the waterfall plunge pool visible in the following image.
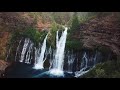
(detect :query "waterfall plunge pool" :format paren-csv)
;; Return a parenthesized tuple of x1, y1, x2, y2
(5, 62, 75, 78)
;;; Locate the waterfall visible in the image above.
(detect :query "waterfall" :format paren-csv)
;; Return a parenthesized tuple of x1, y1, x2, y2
(75, 52, 98, 77)
(94, 51, 97, 65)
(56, 31, 59, 48)
(75, 52, 89, 77)
(19, 38, 30, 62)
(81, 52, 88, 69)
(67, 51, 75, 73)
(49, 49, 56, 70)
(34, 47, 37, 65)
(49, 27, 68, 76)
(15, 38, 23, 61)
(5, 47, 11, 61)
(33, 34, 48, 69)
(18, 38, 34, 64)
(48, 46, 53, 70)
(48, 46, 52, 61)
(25, 41, 34, 64)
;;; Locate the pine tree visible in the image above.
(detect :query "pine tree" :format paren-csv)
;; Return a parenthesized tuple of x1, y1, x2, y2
(70, 12, 79, 31)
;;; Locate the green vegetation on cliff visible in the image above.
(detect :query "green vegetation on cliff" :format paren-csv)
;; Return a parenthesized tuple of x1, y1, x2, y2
(22, 27, 47, 47)
(82, 60, 120, 78)
(70, 12, 80, 31)
(7, 27, 48, 61)
(66, 12, 83, 50)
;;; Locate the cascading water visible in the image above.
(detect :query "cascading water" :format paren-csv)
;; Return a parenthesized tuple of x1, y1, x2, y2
(15, 38, 23, 61)
(94, 51, 98, 65)
(19, 38, 30, 63)
(49, 49, 56, 70)
(25, 41, 34, 64)
(48, 46, 53, 70)
(81, 52, 88, 69)
(67, 51, 75, 73)
(33, 34, 48, 69)
(75, 52, 98, 77)
(49, 27, 68, 76)
(75, 52, 89, 77)
(34, 47, 37, 65)
(18, 38, 34, 64)
(34, 43, 41, 64)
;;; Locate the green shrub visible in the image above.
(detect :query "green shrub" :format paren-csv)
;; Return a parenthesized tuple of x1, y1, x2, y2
(8, 27, 48, 61)
(22, 27, 47, 47)
(95, 68, 106, 78)
(66, 40, 83, 50)
(82, 60, 120, 78)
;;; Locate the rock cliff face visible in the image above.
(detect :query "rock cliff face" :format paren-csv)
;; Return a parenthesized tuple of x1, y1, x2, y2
(0, 12, 52, 60)
(71, 13, 120, 59)
(0, 12, 36, 32)
(0, 12, 35, 60)
(0, 60, 10, 77)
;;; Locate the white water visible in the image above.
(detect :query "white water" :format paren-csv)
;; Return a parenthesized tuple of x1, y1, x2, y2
(75, 68, 90, 77)
(75, 52, 98, 78)
(33, 34, 48, 69)
(34, 47, 37, 65)
(19, 38, 30, 62)
(49, 27, 68, 76)
(83, 52, 88, 68)
(48, 46, 53, 70)
(67, 51, 75, 73)
(94, 51, 97, 65)
(25, 41, 34, 64)
(48, 46, 52, 61)
(75, 52, 89, 77)
(18, 38, 34, 64)
(15, 38, 23, 61)
(56, 31, 59, 48)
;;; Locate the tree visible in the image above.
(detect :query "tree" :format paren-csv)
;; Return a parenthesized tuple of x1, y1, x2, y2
(70, 12, 79, 31)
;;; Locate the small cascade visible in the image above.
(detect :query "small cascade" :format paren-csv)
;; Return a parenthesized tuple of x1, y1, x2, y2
(6, 47, 12, 61)
(49, 27, 68, 76)
(94, 51, 97, 65)
(48, 46, 52, 61)
(19, 38, 30, 63)
(33, 34, 48, 69)
(34, 47, 37, 65)
(34, 43, 42, 64)
(48, 46, 53, 70)
(56, 31, 59, 48)
(67, 51, 75, 73)
(18, 38, 34, 64)
(75, 52, 89, 77)
(49, 49, 56, 70)
(15, 38, 23, 61)
(75, 52, 97, 77)
(25, 41, 34, 64)
(81, 52, 88, 69)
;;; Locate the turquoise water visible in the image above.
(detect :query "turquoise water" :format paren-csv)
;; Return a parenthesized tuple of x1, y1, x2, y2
(5, 63, 75, 78)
